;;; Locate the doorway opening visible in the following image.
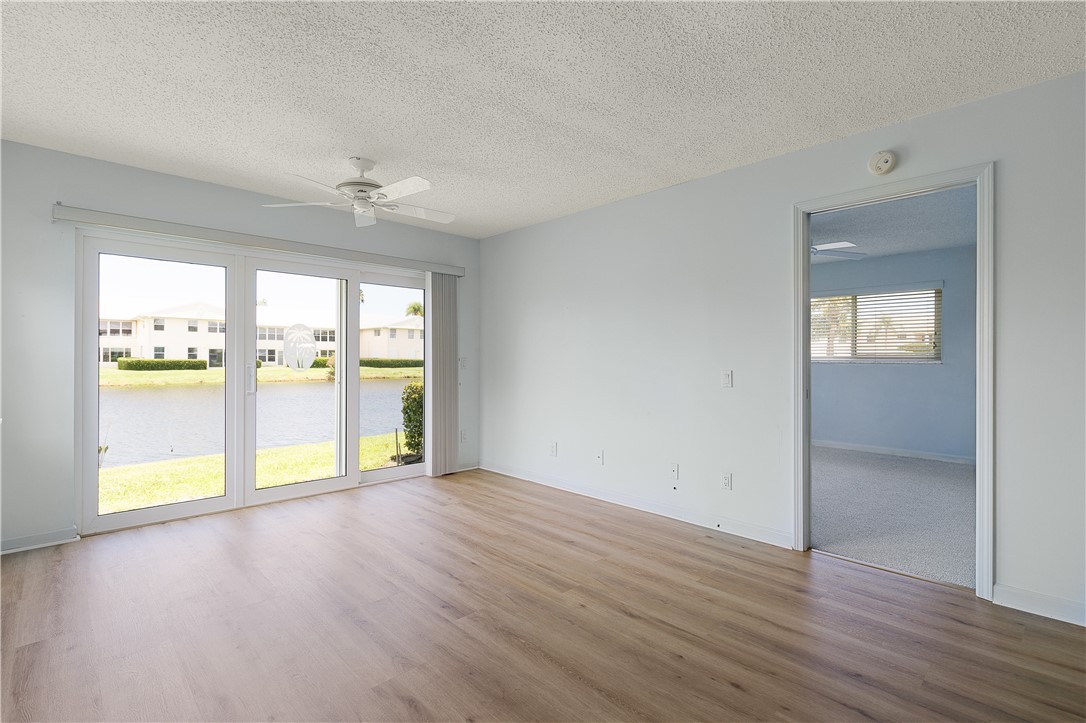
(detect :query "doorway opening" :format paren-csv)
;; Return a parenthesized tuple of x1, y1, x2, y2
(794, 164, 994, 598)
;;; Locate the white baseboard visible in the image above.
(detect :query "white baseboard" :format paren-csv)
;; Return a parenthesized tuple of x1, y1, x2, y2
(812, 440, 976, 465)
(479, 461, 793, 549)
(993, 584, 1085, 627)
(2, 526, 80, 554)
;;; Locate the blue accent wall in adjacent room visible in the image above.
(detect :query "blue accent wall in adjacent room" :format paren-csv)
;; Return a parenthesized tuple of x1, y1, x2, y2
(810, 245, 977, 461)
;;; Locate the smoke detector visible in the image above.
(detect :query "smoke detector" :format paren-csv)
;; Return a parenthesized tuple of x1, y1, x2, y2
(868, 150, 897, 176)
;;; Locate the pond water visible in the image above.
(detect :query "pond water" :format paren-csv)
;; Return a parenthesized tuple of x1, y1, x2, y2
(99, 379, 413, 467)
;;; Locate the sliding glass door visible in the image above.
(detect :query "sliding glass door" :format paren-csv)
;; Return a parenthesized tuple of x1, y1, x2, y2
(83, 238, 240, 532)
(359, 282, 426, 473)
(246, 261, 353, 500)
(82, 233, 429, 533)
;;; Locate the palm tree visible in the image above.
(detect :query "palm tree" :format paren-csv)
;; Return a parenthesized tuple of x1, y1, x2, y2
(877, 315, 896, 349)
(811, 296, 852, 357)
(405, 301, 424, 316)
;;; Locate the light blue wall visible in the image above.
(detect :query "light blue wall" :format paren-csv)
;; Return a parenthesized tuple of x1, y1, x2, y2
(810, 246, 977, 461)
(1, 141, 482, 548)
(479, 72, 1083, 612)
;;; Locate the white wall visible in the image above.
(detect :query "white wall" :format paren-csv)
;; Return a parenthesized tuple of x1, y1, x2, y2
(125, 316, 229, 363)
(480, 72, 1085, 623)
(1, 141, 481, 548)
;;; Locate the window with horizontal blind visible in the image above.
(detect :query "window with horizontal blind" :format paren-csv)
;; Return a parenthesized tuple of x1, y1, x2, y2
(811, 288, 941, 361)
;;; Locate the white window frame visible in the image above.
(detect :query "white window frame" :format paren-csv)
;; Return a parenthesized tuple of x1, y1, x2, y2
(101, 347, 131, 362)
(76, 227, 438, 535)
(79, 235, 240, 534)
(810, 286, 943, 363)
(153, 346, 165, 359)
(106, 320, 133, 336)
(244, 257, 357, 506)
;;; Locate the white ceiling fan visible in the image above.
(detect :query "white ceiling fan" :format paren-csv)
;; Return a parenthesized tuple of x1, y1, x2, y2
(810, 241, 866, 259)
(262, 157, 454, 228)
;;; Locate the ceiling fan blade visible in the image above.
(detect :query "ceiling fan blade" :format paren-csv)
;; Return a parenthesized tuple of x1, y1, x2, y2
(370, 176, 431, 202)
(376, 202, 455, 224)
(262, 201, 352, 208)
(814, 249, 866, 259)
(354, 205, 376, 228)
(291, 174, 349, 198)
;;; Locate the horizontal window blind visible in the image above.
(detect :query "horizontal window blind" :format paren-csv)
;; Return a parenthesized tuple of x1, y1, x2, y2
(811, 288, 941, 361)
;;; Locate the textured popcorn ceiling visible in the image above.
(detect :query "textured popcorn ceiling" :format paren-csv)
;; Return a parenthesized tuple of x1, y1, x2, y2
(3, 2, 1083, 239)
(810, 185, 977, 264)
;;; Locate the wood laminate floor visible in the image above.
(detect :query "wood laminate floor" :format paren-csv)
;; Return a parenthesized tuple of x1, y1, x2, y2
(2, 470, 1084, 722)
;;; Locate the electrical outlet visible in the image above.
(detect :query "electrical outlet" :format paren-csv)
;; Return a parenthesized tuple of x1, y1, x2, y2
(722, 473, 733, 491)
(459, 429, 467, 443)
(595, 449, 605, 466)
(720, 369, 734, 388)
(670, 463, 679, 480)
(549, 441, 558, 457)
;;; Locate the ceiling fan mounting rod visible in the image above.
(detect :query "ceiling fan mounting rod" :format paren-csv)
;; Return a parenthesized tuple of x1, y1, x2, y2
(348, 156, 376, 176)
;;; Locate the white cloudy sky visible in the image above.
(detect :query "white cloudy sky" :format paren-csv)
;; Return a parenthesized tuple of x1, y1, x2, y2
(99, 254, 423, 328)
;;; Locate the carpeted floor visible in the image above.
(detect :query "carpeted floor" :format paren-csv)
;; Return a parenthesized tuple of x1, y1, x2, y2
(811, 445, 975, 588)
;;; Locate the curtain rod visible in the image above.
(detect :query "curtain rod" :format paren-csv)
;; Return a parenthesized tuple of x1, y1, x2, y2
(51, 202, 466, 277)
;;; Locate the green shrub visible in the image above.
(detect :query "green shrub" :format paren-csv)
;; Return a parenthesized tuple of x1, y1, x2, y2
(360, 358, 424, 368)
(310, 357, 329, 368)
(117, 358, 208, 371)
(256, 359, 262, 368)
(401, 382, 424, 455)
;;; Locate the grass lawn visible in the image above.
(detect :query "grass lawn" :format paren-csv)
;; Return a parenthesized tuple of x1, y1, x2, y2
(98, 365, 422, 387)
(98, 432, 414, 514)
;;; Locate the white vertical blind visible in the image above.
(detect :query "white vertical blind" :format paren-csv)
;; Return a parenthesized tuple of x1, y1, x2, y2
(429, 272, 459, 475)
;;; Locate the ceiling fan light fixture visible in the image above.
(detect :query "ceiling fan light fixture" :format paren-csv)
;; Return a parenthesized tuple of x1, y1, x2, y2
(263, 157, 455, 228)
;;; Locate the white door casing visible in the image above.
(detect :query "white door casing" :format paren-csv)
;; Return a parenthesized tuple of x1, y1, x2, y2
(792, 163, 995, 601)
